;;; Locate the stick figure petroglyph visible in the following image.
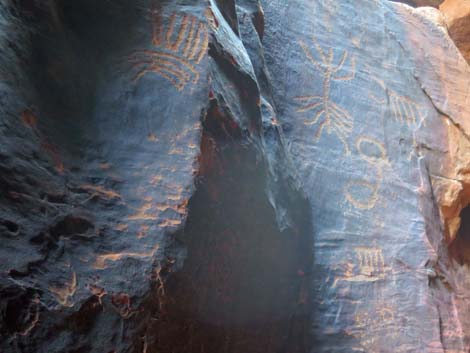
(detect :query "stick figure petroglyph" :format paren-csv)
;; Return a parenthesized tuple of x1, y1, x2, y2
(295, 37, 356, 154)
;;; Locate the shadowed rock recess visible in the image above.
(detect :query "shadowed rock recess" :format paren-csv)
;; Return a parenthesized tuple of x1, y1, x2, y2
(1, 0, 470, 352)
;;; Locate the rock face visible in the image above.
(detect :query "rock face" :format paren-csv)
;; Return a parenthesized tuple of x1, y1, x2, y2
(440, 0, 470, 63)
(262, 1, 470, 352)
(0, 0, 469, 352)
(392, 0, 444, 8)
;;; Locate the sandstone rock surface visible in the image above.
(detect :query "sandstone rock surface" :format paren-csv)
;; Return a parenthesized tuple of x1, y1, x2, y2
(440, 0, 470, 63)
(1, 0, 470, 352)
(392, 0, 444, 7)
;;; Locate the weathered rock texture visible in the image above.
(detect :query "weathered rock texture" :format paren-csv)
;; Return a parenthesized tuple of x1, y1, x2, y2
(393, 0, 444, 8)
(0, 0, 470, 352)
(440, 0, 470, 63)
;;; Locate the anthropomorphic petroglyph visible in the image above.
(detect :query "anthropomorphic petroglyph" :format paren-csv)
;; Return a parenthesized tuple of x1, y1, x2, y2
(295, 37, 356, 154)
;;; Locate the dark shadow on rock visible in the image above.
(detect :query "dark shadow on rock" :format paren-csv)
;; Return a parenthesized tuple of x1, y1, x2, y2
(135, 102, 314, 353)
(449, 205, 470, 265)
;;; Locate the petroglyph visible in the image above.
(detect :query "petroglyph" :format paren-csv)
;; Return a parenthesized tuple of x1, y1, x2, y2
(129, 11, 209, 91)
(94, 244, 160, 270)
(349, 305, 398, 351)
(369, 78, 425, 159)
(295, 37, 356, 154)
(355, 247, 386, 277)
(333, 247, 391, 287)
(345, 137, 388, 210)
(370, 78, 425, 127)
(389, 93, 424, 127)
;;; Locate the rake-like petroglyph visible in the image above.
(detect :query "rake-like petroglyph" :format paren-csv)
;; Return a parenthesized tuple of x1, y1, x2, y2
(355, 247, 385, 276)
(295, 37, 356, 154)
(389, 93, 424, 127)
(129, 11, 209, 91)
(332, 246, 391, 288)
(370, 78, 424, 127)
(369, 78, 425, 161)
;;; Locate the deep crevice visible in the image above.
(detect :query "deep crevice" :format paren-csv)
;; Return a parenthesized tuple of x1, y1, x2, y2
(135, 103, 313, 353)
(449, 204, 470, 265)
(49, 215, 94, 238)
(0, 286, 40, 336)
(0, 219, 19, 234)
